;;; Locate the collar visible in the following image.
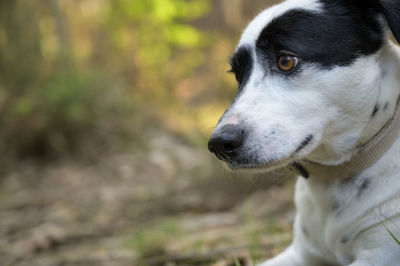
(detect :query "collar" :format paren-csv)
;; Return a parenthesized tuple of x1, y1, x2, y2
(288, 98, 400, 180)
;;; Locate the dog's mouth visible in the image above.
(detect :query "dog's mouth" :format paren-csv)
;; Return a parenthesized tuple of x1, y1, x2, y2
(213, 134, 315, 172)
(224, 155, 295, 172)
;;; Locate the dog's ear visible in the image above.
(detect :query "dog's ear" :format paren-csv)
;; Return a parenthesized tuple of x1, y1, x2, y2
(349, 0, 400, 42)
(377, 0, 400, 43)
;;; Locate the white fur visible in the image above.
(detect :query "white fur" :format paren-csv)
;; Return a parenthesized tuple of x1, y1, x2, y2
(239, 0, 321, 47)
(213, 0, 400, 265)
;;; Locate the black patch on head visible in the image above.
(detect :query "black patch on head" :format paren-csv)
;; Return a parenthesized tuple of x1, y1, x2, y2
(289, 162, 309, 178)
(296, 135, 313, 153)
(230, 46, 253, 90)
(375, 0, 400, 43)
(371, 104, 379, 118)
(255, 4, 384, 73)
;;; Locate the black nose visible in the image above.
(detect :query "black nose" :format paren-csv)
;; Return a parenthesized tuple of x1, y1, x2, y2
(208, 125, 246, 160)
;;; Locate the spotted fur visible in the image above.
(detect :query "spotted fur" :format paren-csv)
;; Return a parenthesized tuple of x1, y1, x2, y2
(208, 0, 400, 265)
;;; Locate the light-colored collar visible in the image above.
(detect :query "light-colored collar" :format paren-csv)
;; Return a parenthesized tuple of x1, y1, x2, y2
(288, 98, 400, 180)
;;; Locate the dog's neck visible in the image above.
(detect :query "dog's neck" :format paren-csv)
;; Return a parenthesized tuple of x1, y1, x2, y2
(307, 41, 400, 166)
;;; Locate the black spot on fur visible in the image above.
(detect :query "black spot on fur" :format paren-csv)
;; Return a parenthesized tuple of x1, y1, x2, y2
(302, 226, 309, 237)
(230, 46, 253, 90)
(341, 235, 351, 244)
(289, 162, 309, 178)
(336, 209, 344, 217)
(333, 198, 345, 216)
(384, 102, 389, 111)
(357, 178, 370, 197)
(332, 200, 340, 211)
(371, 104, 379, 118)
(255, 4, 384, 74)
(296, 135, 313, 152)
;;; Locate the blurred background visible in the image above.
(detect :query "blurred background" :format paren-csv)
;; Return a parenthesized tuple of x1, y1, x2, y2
(0, 1, 296, 265)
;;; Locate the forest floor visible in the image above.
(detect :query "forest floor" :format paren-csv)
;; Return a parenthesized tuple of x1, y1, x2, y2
(0, 133, 295, 266)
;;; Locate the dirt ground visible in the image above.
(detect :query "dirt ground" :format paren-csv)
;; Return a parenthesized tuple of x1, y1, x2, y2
(0, 134, 296, 266)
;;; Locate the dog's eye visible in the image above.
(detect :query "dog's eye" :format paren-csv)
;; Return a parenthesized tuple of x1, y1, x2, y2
(278, 55, 298, 71)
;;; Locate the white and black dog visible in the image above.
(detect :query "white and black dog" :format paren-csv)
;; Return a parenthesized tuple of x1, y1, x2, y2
(208, 0, 400, 265)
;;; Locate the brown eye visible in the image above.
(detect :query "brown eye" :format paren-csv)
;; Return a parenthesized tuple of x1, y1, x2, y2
(278, 54, 298, 71)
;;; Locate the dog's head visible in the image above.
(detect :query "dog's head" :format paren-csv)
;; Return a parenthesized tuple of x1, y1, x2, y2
(208, 0, 400, 171)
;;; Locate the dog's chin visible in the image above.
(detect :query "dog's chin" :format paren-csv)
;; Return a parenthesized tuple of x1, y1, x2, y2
(223, 157, 295, 173)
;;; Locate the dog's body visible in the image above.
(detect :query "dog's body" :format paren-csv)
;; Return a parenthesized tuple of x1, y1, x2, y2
(208, 0, 400, 265)
(288, 136, 400, 266)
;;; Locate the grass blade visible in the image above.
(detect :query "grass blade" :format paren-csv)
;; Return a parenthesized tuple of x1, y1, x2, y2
(233, 258, 242, 266)
(382, 222, 400, 246)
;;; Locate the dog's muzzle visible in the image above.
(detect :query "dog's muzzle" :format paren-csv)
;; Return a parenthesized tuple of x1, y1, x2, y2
(208, 125, 246, 162)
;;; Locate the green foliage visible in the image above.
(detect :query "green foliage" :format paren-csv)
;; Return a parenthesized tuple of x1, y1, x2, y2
(0, 0, 213, 161)
(129, 218, 184, 256)
(2, 68, 125, 159)
(233, 257, 242, 266)
(123, 0, 210, 22)
(41, 70, 106, 123)
(109, 0, 211, 95)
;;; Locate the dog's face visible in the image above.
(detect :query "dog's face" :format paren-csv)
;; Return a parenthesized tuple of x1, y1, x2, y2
(209, 0, 400, 171)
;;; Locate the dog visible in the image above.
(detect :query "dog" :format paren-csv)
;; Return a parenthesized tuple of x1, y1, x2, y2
(208, 0, 400, 265)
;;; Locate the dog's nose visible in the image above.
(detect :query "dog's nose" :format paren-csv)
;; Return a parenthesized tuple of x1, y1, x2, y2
(208, 125, 246, 160)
